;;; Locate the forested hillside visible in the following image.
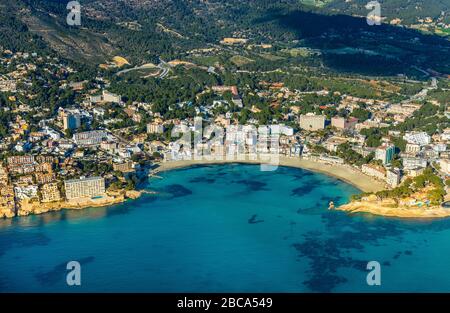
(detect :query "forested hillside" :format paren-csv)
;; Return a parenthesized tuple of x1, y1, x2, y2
(1, 0, 449, 76)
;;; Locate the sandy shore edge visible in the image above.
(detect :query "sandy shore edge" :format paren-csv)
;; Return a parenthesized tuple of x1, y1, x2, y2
(152, 156, 386, 193)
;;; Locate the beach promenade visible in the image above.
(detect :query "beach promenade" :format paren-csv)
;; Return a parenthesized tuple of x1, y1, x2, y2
(152, 156, 386, 193)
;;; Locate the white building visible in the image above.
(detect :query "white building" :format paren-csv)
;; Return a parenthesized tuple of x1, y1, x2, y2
(440, 159, 450, 175)
(299, 114, 326, 131)
(405, 143, 421, 155)
(319, 155, 345, 165)
(375, 144, 395, 165)
(433, 144, 447, 153)
(362, 164, 386, 180)
(64, 177, 106, 200)
(90, 90, 122, 104)
(42, 127, 61, 140)
(102, 90, 121, 103)
(73, 131, 107, 146)
(331, 116, 358, 130)
(386, 169, 401, 188)
(147, 123, 165, 134)
(402, 157, 427, 170)
(14, 185, 38, 200)
(93, 107, 105, 117)
(403, 132, 431, 146)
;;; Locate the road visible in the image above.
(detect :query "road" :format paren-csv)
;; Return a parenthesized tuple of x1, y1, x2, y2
(116, 58, 170, 79)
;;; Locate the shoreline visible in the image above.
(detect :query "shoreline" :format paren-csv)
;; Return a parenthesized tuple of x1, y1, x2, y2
(151, 156, 386, 193)
(2, 158, 390, 220)
(337, 200, 450, 219)
(2, 190, 144, 219)
(4, 159, 446, 220)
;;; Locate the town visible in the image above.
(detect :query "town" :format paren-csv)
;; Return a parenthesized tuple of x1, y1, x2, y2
(0, 44, 449, 219)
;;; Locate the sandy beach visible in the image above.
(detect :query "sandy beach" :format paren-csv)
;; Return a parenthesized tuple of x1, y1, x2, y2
(152, 156, 386, 193)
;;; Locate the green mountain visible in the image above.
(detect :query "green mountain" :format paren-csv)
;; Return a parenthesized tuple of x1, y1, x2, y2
(1, 0, 449, 76)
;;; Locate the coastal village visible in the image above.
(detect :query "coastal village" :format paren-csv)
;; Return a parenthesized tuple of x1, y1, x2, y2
(0, 47, 449, 219)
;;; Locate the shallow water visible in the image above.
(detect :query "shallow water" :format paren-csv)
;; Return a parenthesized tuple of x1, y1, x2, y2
(1, 164, 450, 292)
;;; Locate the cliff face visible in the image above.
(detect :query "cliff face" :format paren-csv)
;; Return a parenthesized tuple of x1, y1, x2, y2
(0, 208, 15, 219)
(17, 195, 125, 216)
(338, 199, 450, 219)
(0, 188, 145, 219)
(10, 189, 142, 218)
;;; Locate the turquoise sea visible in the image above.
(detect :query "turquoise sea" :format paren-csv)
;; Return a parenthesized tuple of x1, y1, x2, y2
(1, 163, 450, 292)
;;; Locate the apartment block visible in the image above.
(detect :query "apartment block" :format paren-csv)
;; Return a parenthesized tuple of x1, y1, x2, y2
(41, 183, 62, 203)
(362, 164, 386, 180)
(147, 123, 165, 134)
(35, 172, 56, 185)
(331, 117, 358, 130)
(299, 114, 326, 131)
(7, 155, 35, 166)
(113, 161, 134, 173)
(62, 112, 81, 131)
(73, 131, 107, 146)
(440, 159, 450, 175)
(64, 177, 106, 200)
(403, 157, 427, 170)
(386, 169, 401, 188)
(375, 144, 395, 165)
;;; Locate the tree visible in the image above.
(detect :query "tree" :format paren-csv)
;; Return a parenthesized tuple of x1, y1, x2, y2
(350, 108, 371, 122)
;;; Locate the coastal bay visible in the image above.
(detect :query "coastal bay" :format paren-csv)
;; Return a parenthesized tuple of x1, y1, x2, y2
(152, 156, 386, 193)
(2, 164, 450, 292)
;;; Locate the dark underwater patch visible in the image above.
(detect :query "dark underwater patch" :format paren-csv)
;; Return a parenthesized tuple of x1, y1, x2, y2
(292, 237, 367, 292)
(105, 204, 135, 218)
(174, 164, 215, 172)
(297, 204, 323, 215)
(323, 180, 340, 187)
(291, 212, 414, 292)
(93, 199, 158, 219)
(163, 184, 193, 198)
(291, 183, 318, 196)
(291, 170, 315, 181)
(248, 214, 264, 224)
(232, 180, 268, 192)
(189, 176, 216, 184)
(34, 256, 95, 286)
(0, 232, 51, 257)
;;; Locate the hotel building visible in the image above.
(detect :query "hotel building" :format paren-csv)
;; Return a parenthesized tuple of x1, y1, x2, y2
(73, 131, 107, 146)
(64, 177, 106, 200)
(386, 169, 401, 188)
(299, 114, 326, 131)
(375, 144, 395, 165)
(62, 112, 81, 131)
